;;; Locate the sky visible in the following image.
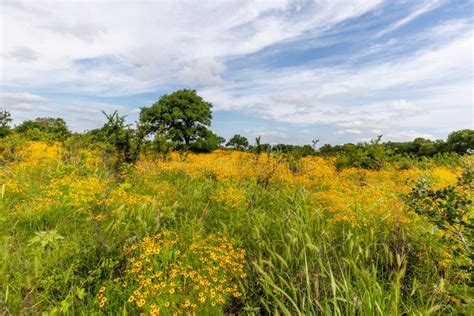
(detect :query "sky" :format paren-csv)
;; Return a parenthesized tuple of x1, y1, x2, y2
(0, 0, 473, 145)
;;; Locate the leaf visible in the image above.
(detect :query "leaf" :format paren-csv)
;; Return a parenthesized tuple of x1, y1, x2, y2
(75, 287, 86, 300)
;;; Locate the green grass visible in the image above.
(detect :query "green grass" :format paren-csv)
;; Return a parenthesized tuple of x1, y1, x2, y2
(0, 145, 472, 315)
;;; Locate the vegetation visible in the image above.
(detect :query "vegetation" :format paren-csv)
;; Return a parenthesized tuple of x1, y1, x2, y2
(226, 135, 249, 150)
(0, 109, 12, 138)
(139, 89, 214, 151)
(0, 139, 472, 314)
(0, 92, 473, 314)
(15, 117, 71, 141)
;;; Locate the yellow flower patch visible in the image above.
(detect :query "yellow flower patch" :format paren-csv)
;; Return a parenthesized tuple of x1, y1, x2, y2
(99, 232, 246, 314)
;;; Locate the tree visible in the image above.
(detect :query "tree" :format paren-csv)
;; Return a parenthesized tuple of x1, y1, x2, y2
(251, 136, 271, 154)
(0, 109, 12, 138)
(101, 111, 138, 165)
(226, 134, 249, 150)
(16, 117, 70, 140)
(446, 129, 474, 155)
(189, 130, 225, 153)
(139, 90, 213, 150)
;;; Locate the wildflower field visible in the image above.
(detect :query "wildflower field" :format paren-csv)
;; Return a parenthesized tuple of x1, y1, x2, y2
(0, 140, 472, 315)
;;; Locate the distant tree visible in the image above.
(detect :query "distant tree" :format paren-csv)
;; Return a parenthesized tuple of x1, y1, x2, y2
(226, 134, 249, 150)
(318, 144, 335, 156)
(272, 144, 295, 153)
(139, 89, 213, 150)
(16, 117, 70, 140)
(252, 136, 271, 154)
(297, 144, 316, 157)
(446, 129, 474, 155)
(189, 130, 225, 153)
(0, 109, 12, 138)
(331, 136, 391, 170)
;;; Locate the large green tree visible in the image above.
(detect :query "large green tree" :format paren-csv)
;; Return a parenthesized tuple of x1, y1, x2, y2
(139, 89, 213, 149)
(446, 129, 474, 154)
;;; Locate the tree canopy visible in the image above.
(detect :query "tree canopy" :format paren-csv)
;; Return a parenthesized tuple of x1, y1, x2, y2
(446, 129, 474, 154)
(139, 90, 213, 149)
(15, 117, 70, 140)
(226, 134, 249, 150)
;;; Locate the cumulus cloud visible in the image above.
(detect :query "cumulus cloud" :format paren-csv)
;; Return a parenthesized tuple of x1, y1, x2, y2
(176, 58, 226, 87)
(0, 92, 50, 111)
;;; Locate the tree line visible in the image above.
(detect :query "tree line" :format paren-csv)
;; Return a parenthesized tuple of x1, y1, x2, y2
(1, 89, 473, 168)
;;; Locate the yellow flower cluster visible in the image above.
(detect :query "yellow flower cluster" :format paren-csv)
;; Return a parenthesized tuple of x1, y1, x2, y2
(133, 150, 466, 229)
(106, 182, 144, 207)
(1, 142, 466, 230)
(430, 167, 459, 190)
(47, 174, 106, 210)
(211, 187, 246, 209)
(99, 232, 246, 314)
(16, 141, 62, 165)
(3, 179, 25, 194)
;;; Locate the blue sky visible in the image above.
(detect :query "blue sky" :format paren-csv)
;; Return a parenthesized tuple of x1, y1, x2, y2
(1, 0, 472, 145)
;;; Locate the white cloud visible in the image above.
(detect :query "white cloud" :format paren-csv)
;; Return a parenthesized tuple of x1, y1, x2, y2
(428, 18, 473, 40)
(200, 30, 472, 135)
(0, 0, 383, 94)
(338, 129, 363, 135)
(0, 92, 50, 111)
(0, 1, 471, 141)
(383, 130, 435, 141)
(248, 129, 290, 144)
(176, 58, 226, 87)
(46, 21, 106, 43)
(4, 47, 37, 63)
(387, 100, 422, 114)
(376, 0, 444, 37)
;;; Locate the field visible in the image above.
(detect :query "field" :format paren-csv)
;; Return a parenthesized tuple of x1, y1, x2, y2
(0, 140, 472, 315)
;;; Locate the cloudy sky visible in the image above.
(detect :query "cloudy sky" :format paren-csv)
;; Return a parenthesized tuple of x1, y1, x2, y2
(1, 0, 472, 145)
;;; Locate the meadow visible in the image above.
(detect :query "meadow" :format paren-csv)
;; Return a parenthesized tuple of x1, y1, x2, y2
(0, 140, 472, 315)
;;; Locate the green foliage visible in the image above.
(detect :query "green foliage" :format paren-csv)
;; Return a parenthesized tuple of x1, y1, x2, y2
(273, 144, 315, 173)
(272, 144, 315, 157)
(28, 230, 65, 249)
(1, 141, 473, 314)
(139, 89, 213, 150)
(101, 111, 139, 166)
(386, 138, 446, 157)
(188, 129, 225, 153)
(150, 133, 176, 158)
(0, 109, 12, 138)
(320, 130, 474, 164)
(406, 168, 474, 256)
(15, 117, 70, 140)
(251, 136, 271, 155)
(332, 136, 390, 170)
(226, 134, 249, 150)
(446, 129, 474, 155)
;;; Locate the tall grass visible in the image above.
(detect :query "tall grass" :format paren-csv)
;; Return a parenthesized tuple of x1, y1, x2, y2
(0, 141, 471, 314)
